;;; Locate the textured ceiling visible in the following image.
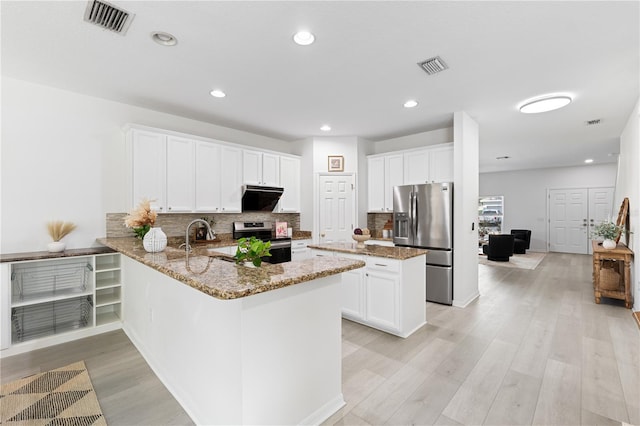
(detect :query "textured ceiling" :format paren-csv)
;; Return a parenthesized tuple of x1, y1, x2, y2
(2, 1, 638, 172)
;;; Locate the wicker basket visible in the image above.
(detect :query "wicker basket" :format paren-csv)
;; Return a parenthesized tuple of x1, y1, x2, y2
(600, 260, 622, 290)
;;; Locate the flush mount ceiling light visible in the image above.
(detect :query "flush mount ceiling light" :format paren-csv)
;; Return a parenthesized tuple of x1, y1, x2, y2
(151, 31, 177, 46)
(210, 89, 226, 98)
(585, 159, 594, 164)
(293, 31, 315, 46)
(403, 100, 418, 108)
(519, 95, 572, 114)
(320, 125, 331, 132)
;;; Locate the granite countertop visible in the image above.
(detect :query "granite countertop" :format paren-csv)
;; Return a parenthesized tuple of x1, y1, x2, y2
(0, 246, 116, 263)
(308, 242, 427, 260)
(97, 237, 364, 300)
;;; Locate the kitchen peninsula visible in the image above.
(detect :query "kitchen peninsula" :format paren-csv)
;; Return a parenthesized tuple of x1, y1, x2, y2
(97, 237, 364, 425)
(309, 242, 427, 338)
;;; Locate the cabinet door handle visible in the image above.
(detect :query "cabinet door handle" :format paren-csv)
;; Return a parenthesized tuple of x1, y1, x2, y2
(375, 263, 388, 267)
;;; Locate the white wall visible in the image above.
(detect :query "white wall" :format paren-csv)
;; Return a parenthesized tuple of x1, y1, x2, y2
(480, 163, 618, 252)
(294, 138, 315, 233)
(372, 127, 453, 154)
(453, 111, 480, 308)
(311, 136, 359, 173)
(0, 77, 291, 253)
(357, 137, 373, 227)
(615, 97, 639, 310)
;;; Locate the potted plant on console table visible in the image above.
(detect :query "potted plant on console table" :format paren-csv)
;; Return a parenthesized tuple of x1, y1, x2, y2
(592, 221, 625, 249)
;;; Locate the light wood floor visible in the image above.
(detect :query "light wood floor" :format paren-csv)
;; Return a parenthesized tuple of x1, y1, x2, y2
(2, 252, 638, 425)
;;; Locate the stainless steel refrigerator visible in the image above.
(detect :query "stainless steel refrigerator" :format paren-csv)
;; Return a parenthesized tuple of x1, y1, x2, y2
(393, 182, 453, 305)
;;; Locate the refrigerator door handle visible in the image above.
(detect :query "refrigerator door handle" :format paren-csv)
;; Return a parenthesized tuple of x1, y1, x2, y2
(413, 190, 419, 238)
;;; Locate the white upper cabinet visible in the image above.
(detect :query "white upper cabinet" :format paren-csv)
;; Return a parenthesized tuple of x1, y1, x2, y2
(131, 129, 167, 212)
(367, 143, 453, 212)
(384, 154, 404, 212)
(166, 136, 195, 212)
(195, 143, 242, 213)
(367, 157, 385, 212)
(242, 149, 262, 185)
(429, 145, 454, 183)
(219, 146, 243, 213)
(403, 149, 430, 184)
(368, 154, 404, 212)
(128, 126, 247, 214)
(261, 153, 280, 187)
(278, 156, 301, 212)
(194, 141, 221, 212)
(243, 150, 280, 186)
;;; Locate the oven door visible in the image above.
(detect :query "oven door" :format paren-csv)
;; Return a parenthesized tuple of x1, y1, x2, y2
(264, 239, 292, 264)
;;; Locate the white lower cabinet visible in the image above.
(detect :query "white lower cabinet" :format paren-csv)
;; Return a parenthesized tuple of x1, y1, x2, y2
(291, 239, 312, 261)
(310, 250, 426, 338)
(341, 268, 363, 319)
(1, 253, 123, 357)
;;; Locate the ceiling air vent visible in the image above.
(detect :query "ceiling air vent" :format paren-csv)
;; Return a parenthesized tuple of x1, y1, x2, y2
(417, 56, 449, 75)
(84, 0, 134, 35)
(586, 119, 601, 126)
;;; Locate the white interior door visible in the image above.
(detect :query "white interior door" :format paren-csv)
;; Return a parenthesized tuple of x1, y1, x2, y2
(549, 189, 588, 254)
(318, 175, 355, 243)
(587, 187, 614, 254)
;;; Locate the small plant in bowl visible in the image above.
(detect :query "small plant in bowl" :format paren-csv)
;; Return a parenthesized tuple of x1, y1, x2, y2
(234, 237, 271, 267)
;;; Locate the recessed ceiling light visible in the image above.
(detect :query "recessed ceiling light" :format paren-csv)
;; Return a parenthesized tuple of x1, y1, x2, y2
(404, 100, 418, 108)
(151, 31, 177, 46)
(320, 125, 331, 132)
(584, 159, 594, 164)
(210, 89, 226, 98)
(519, 95, 572, 113)
(293, 31, 315, 46)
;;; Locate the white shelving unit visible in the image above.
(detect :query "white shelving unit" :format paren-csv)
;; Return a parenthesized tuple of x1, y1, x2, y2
(94, 253, 123, 327)
(2, 252, 123, 356)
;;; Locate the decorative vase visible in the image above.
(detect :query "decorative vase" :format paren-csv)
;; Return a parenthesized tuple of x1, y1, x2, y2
(602, 239, 616, 250)
(47, 241, 66, 252)
(143, 227, 167, 253)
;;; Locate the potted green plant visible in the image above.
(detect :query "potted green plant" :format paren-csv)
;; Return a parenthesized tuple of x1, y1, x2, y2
(592, 221, 624, 249)
(234, 237, 271, 267)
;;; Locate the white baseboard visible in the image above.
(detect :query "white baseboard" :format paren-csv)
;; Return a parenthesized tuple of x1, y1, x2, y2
(298, 394, 346, 426)
(452, 291, 480, 308)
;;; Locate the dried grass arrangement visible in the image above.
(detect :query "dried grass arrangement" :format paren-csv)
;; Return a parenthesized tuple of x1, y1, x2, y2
(47, 221, 77, 242)
(124, 198, 157, 239)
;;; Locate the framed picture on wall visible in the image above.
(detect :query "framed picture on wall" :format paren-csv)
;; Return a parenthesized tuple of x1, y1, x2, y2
(328, 155, 344, 172)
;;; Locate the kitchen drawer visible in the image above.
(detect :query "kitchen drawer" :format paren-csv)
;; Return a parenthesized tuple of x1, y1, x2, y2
(335, 253, 365, 262)
(366, 257, 400, 273)
(310, 249, 333, 258)
(292, 240, 311, 249)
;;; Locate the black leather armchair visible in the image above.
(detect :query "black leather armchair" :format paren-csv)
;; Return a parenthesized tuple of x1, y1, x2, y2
(482, 234, 515, 261)
(510, 229, 532, 254)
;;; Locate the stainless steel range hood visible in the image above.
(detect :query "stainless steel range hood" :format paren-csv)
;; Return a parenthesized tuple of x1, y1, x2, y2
(241, 185, 284, 212)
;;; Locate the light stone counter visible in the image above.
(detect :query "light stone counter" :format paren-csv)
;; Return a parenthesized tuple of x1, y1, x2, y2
(308, 241, 427, 259)
(97, 237, 364, 300)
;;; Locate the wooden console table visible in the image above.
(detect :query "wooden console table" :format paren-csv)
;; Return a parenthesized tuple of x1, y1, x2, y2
(592, 241, 633, 308)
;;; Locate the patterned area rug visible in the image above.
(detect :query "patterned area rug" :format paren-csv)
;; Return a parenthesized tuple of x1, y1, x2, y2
(478, 251, 547, 270)
(0, 360, 106, 425)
